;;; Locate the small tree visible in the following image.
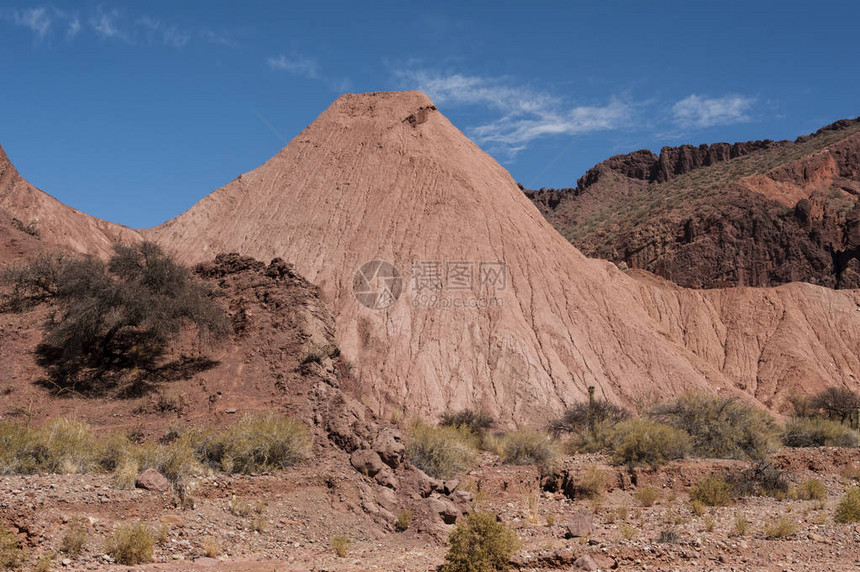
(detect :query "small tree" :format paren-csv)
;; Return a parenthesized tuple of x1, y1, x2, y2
(5, 242, 228, 388)
(810, 387, 860, 425)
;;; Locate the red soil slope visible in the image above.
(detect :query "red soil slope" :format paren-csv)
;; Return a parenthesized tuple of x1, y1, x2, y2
(0, 145, 140, 258)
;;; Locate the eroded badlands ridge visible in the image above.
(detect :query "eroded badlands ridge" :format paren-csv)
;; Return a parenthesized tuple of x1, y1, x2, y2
(139, 91, 860, 423)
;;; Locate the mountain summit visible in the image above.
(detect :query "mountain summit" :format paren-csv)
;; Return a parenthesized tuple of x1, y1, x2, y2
(145, 91, 860, 423)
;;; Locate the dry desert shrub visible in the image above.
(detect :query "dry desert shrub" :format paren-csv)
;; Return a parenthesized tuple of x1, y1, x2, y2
(782, 417, 859, 447)
(0, 527, 25, 571)
(732, 514, 751, 536)
(578, 465, 608, 499)
(441, 512, 520, 572)
(0, 418, 102, 475)
(105, 522, 154, 565)
(618, 523, 637, 540)
(835, 486, 860, 523)
(331, 535, 352, 558)
(651, 393, 778, 461)
(60, 519, 88, 556)
(439, 409, 495, 437)
(792, 479, 827, 501)
(609, 418, 690, 468)
(498, 430, 558, 467)
(764, 517, 798, 539)
(395, 509, 413, 532)
(634, 485, 660, 507)
(193, 413, 312, 474)
(405, 421, 477, 479)
(690, 475, 733, 507)
(548, 396, 629, 452)
(201, 536, 221, 558)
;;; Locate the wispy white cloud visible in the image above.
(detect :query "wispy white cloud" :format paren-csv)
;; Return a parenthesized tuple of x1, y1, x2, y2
(672, 94, 756, 128)
(66, 16, 80, 39)
(138, 16, 190, 48)
(397, 69, 634, 157)
(5, 7, 53, 39)
(90, 9, 125, 40)
(1, 6, 233, 48)
(267, 54, 320, 78)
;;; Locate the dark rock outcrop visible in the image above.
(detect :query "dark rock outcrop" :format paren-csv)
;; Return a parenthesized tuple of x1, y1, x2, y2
(525, 118, 860, 289)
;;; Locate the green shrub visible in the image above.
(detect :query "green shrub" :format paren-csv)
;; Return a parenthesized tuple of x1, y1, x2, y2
(442, 512, 521, 572)
(651, 393, 777, 461)
(764, 517, 797, 539)
(0, 527, 25, 571)
(193, 413, 312, 474)
(690, 476, 733, 507)
(405, 422, 477, 479)
(782, 417, 859, 447)
(793, 479, 827, 501)
(634, 486, 660, 507)
(498, 430, 557, 467)
(609, 418, 690, 468)
(835, 486, 860, 523)
(105, 522, 154, 565)
(440, 409, 495, 436)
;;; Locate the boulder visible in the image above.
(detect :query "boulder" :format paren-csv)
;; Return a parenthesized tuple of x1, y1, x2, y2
(565, 510, 593, 538)
(350, 449, 385, 477)
(135, 469, 171, 493)
(426, 496, 460, 525)
(373, 428, 405, 469)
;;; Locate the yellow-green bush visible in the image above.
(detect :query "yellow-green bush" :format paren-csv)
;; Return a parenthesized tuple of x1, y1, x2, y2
(835, 486, 860, 523)
(690, 475, 733, 507)
(609, 418, 690, 468)
(578, 465, 607, 499)
(331, 535, 351, 558)
(764, 517, 797, 539)
(442, 512, 520, 572)
(395, 509, 413, 532)
(792, 479, 827, 501)
(0, 527, 25, 571)
(105, 522, 154, 565)
(498, 430, 557, 467)
(634, 485, 660, 507)
(405, 422, 477, 479)
(0, 418, 103, 475)
(652, 393, 778, 461)
(60, 519, 88, 556)
(193, 413, 312, 474)
(782, 417, 859, 448)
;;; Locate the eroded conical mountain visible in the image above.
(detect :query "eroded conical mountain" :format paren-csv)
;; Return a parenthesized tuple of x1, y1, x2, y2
(0, 145, 140, 260)
(147, 92, 860, 424)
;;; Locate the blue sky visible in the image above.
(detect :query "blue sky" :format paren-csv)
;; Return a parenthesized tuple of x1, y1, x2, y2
(1, 1, 857, 228)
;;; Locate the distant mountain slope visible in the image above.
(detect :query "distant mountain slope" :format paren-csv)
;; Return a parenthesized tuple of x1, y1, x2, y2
(146, 92, 860, 423)
(0, 145, 141, 261)
(525, 119, 860, 289)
